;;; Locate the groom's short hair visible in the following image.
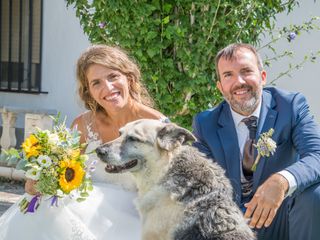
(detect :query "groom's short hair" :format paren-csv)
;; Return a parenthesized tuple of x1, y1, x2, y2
(215, 43, 264, 82)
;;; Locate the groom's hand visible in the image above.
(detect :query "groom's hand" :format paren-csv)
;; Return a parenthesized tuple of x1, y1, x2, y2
(244, 173, 289, 229)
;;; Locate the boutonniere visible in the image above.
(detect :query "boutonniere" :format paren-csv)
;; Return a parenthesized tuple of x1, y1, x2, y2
(252, 128, 277, 171)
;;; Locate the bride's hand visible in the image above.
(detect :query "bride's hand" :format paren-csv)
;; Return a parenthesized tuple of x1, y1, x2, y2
(25, 179, 38, 195)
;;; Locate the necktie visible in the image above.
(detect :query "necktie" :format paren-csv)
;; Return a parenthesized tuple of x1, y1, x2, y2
(242, 116, 258, 177)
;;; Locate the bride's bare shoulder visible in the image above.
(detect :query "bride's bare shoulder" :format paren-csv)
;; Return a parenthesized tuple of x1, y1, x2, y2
(71, 112, 89, 127)
(138, 104, 165, 120)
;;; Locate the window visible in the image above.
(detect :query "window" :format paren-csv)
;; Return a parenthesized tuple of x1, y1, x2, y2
(0, 0, 44, 93)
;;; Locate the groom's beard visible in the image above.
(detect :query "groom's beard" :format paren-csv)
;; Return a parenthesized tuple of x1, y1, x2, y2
(224, 84, 261, 115)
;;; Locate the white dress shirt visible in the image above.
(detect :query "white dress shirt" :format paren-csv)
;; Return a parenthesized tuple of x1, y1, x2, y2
(229, 102, 297, 197)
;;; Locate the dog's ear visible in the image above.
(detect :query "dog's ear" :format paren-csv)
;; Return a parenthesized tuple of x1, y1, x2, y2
(157, 123, 196, 151)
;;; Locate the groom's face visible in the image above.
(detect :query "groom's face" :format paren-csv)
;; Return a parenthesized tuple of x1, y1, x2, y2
(216, 48, 266, 116)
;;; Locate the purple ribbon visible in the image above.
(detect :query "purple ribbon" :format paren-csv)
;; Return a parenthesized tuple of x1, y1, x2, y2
(50, 195, 59, 207)
(26, 195, 40, 213)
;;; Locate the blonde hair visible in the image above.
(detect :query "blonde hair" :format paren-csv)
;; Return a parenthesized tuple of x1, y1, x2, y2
(76, 45, 154, 112)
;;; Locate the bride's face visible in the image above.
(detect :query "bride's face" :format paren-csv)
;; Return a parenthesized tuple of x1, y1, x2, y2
(86, 64, 132, 113)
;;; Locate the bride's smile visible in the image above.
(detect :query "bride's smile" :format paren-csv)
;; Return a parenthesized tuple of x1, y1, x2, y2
(87, 64, 132, 112)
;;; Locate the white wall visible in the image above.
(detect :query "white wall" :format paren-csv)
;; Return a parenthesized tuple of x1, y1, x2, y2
(0, 0, 90, 127)
(260, 1, 320, 123)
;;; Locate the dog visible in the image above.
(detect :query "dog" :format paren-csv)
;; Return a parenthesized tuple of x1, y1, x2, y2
(96, 119, 255, 240)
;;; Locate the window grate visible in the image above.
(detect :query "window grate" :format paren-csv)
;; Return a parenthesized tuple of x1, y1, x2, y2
(0, 0, 44, 94)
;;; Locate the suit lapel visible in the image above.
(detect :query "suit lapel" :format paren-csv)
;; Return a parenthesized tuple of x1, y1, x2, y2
(217, 103, 241, 195)
(253, 90, 277, 189)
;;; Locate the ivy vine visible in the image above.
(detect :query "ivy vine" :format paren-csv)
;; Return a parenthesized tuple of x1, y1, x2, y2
(66, 0, 318, 128)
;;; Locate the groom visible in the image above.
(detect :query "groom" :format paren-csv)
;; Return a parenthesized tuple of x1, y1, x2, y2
(192, 43, 320, 240)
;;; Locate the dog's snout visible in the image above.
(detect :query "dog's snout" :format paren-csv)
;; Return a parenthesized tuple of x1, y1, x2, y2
(95, 147, 107, 160)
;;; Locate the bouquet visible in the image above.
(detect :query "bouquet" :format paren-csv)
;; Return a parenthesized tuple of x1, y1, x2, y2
(14, 118, 93, 213)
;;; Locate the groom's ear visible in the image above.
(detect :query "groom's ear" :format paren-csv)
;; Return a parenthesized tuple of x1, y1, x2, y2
(156, 123, 196, 151)
(261, 70, 267, 86)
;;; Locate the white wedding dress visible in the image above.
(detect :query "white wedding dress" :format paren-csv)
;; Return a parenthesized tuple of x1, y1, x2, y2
(0, 124, 141, 240)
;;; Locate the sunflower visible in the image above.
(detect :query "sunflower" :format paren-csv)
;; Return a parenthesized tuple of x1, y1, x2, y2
(22, 134, 41, 158)
(59, 160, 85, 193)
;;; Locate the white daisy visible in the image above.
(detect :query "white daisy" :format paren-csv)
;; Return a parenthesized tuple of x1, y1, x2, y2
(25, 167, 41, 180)
(37, 155, 52, 168)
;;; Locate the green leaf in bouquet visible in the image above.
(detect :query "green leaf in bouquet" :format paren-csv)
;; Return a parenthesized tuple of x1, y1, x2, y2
(16, 158, 29, 171)
(80, 192, 89, 197)
(4, 148, 21, 158)
(0, 148, 24, 167)
(7, 155, 20, 166)
(87, 184, 94, 191)
(0, 153, 6, 164)
(50, 112, 63, 127)
(76, 197, 86, 202)
(19, 197, 29, 213)
(79, 154, 89, 163)
(36, 170, 59, 195)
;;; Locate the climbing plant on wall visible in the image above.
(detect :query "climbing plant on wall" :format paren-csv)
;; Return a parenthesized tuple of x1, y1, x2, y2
(66, 0, 319, 128)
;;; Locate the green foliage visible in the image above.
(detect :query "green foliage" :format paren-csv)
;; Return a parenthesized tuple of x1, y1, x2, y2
(66, 0, 307, 128)
(0, 148, 28, 170)
(36, 168, 59, 195)
(0, 148, 23, 167)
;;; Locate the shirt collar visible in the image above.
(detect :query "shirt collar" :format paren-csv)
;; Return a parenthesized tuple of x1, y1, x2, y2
(229, 100, 261, 127)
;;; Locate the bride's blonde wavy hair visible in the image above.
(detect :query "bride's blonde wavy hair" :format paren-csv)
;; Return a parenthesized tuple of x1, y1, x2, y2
(76, 45, 154, 113)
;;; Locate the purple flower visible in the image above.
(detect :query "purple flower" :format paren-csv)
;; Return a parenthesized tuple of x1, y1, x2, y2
(288, 32, 296, 42)
(50, 196, 59, 207)
(91, 160, 98, 165)
(89, 166, 96, 172)
(98, 22, 106, 29)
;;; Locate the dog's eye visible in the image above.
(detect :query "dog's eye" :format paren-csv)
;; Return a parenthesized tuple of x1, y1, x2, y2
(126, 136, 140, 142)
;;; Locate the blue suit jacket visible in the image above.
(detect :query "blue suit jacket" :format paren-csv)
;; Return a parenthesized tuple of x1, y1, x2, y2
(192, 87, 320, 205)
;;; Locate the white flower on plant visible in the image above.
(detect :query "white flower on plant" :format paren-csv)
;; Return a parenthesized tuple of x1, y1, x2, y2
(56, 189, 64, 197)
(37, 155, 52, 168)
(85, 172, 92, 178)
(48, 133, 60, 145)
(25, 166, 41, 180)
(80, 154, 89, 162)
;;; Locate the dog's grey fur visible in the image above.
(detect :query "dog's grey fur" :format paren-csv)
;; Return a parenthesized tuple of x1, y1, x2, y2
(96, 119, 255, 240)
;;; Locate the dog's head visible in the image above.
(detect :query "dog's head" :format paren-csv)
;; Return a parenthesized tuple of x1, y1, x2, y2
(95, 119, 195, 174)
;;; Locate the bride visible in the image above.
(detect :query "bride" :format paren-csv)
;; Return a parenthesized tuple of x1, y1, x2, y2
(0, 45, 165, 240)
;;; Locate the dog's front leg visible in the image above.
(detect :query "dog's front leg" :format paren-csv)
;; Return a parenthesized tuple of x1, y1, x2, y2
(142, 232, 167, 240)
